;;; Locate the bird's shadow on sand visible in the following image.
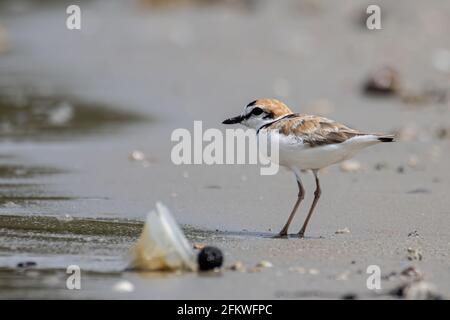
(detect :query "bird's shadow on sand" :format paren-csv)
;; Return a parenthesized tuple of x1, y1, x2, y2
(187, 228, 324, 240)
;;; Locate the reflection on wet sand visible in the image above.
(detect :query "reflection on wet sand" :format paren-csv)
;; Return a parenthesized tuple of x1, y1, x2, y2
(0, 87, 149, 141)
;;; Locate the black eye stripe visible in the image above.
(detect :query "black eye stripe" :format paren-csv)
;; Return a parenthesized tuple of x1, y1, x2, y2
(246, 100, 257, 107)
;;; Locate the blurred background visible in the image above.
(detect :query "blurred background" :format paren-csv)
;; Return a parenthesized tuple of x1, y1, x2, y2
(0, 0, 450, 299)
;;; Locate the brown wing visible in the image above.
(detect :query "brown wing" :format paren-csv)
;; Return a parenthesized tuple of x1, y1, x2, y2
(267, 114, 365, 147)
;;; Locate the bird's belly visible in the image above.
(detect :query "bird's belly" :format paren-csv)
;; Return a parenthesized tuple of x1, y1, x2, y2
(279, 144, 356, 170)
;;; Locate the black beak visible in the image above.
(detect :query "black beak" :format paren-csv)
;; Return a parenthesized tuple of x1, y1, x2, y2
(222, 115, 244, 124)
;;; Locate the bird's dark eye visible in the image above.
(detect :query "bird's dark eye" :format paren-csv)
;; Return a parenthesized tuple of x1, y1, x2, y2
(252, 107, 263, 115)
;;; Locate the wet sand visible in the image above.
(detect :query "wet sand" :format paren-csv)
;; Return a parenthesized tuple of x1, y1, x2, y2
(0, 0, 449, 299)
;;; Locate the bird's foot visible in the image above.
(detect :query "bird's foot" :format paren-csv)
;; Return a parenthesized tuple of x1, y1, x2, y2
(273, 231, 288, 239)
(297, 231, 305, 238)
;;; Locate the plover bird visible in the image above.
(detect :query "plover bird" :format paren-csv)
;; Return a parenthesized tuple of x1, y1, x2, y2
(223, 99, 394, 238)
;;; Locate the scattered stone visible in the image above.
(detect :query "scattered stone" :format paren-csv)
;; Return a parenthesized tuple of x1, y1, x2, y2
(198, 246, 223, 271)
(407, 230, 419, 238)
(308, 268, 320, 275)
(17, 261, 37, 268)
(397, 166, 405, 174)
(435, 127, 449, 140)
(335, 227, 350, 234)
(193, 243, 205, 250)
(374, 162, 388, 171)
(341, 293, 358, 300)
(336, 270, 350, 281)
(363, 66, 400, 96)
(400, 266, 423, 280)
(407, 247, 423, 261)
(113, 280, 135, 293)
(256, 260, 273, 268)
(340, 160, 362, 173)
(407, 155, 419, 168)
(391, 280, 442, 300)
(129, 150, 146, 161)
(228, 261, 246, 272)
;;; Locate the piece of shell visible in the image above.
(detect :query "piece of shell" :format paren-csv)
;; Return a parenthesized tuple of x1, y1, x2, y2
(335, 227, 351, 234)
(113, 280, 135, 293)
(256, 260, 273, 268)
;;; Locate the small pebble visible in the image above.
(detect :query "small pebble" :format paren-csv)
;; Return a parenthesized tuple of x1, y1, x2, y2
(407, 247, 423, 261)
(407, 230, 419, 238)
(363, 66, 400, 96)
(129, 150, 145, 161)
(308, 268, 320, 275)
(17, 261, 37, 268)
(335, 227, 350, 234)
(336, 270, 350, 281)
(228, 261, 246, 272)
(374, 162, 388, 171)
(400, 266, 422, 280)
(340, 160, 362, 173)
(407, 155, 419, 168)
(113, 280, 135, 293)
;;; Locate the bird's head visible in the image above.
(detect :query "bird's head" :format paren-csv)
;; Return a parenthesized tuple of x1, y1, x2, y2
(222, 99, 293, 130)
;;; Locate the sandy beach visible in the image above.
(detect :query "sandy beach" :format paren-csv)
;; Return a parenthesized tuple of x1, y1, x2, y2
(0, 0, 449, 299)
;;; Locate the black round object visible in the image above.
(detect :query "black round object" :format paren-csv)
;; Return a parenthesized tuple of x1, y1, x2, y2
(197, 246, 223, 271)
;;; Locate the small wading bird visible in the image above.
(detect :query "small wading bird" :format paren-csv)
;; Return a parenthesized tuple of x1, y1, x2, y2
(223, 99, 394, 238)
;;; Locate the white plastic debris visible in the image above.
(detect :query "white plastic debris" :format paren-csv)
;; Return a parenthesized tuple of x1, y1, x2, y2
(128, 202, 197, 272)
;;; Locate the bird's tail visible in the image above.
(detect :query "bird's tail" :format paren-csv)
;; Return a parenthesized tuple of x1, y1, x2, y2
(376, 134, 395, 142)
